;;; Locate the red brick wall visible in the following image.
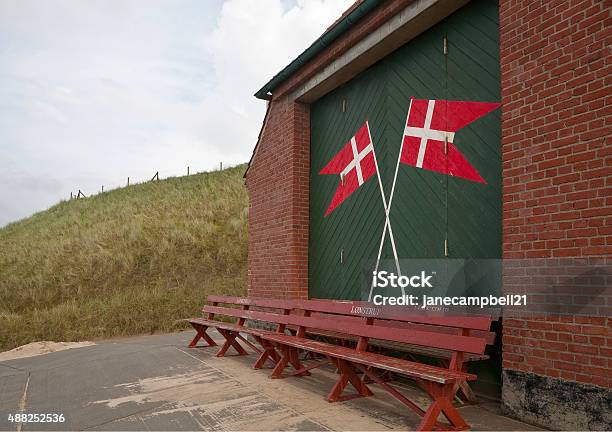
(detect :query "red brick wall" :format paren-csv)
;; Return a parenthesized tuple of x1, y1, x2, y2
(245, 97, 310, 299)
(500, 0, 611, 387)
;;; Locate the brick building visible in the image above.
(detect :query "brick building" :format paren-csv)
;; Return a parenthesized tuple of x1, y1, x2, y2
(244, 1, 610, 430)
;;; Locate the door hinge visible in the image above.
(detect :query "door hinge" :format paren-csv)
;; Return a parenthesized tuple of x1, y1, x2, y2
(444, 238, 448, 257)
(443, 36, 448, 55)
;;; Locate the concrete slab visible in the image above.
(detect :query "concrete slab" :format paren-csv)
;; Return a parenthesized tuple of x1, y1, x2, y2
(0, 331, 541, 431)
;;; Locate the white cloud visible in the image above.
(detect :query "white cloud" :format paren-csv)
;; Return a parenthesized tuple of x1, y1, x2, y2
(0, 0, 353, 226)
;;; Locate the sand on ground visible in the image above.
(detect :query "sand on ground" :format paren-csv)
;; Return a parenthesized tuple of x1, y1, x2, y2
(0, 341, 95, 362)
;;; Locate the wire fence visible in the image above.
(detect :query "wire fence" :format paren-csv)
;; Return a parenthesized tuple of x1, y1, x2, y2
(68, 161, 232, 200)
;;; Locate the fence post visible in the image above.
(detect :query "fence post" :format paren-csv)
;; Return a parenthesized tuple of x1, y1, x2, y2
(70, 191, 73, 200)
(220, 161, 223, 171)
(151, 171, 159, 181)
(187, 166, 190, 176)
(127, 177, 130, 187)
(101, 185, 104, 193)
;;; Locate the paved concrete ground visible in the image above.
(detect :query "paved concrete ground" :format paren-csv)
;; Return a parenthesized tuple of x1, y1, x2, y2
(0, 331, 542, 431)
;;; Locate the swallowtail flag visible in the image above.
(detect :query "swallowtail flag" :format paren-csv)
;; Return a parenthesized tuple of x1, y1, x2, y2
(320, 121, 378, 217)
(399, 98, 500, 183)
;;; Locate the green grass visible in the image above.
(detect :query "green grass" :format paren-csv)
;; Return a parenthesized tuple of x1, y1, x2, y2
(0, 164, 248, 351)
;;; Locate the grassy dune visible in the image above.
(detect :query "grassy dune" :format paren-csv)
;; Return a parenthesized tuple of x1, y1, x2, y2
(0, 165, 248, 351)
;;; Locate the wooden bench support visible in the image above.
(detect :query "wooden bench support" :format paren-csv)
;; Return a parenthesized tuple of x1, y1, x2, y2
(362, 365, 395, 384)
(270, 347, 289, 378)
(456, 381, 477, 404)
(253, 337, 281, 369)
(188, 323, 217, 348)
(285, 358, 332, 378)
(436, 358, 478, 405)
(216, 329, 249, 357)
(355, 363, 425, 416)
(327, 358, 373, 402)
(416, 379, 469, 431)
(356, 364, 467, 431)
(235, 333, 262, 354)
(270, 346, 312, 378)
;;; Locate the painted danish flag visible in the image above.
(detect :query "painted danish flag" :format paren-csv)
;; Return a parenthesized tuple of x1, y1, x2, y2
(320, 121, 377, 217)
(400, 99, 500, 183)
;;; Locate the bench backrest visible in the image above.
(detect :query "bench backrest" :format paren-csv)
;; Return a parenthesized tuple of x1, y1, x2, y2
(203, 296, 494, 355)
(303, 312, 496, 345)
(208, 295, 494, 331)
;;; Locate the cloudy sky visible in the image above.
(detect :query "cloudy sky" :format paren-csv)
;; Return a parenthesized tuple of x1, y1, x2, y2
(0, 0, 352, 227)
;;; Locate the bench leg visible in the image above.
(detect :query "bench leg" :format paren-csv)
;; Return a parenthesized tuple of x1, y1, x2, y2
(287, 347, 311, 376)
(456, 381, 478, 405)
(253, 338, 281, 369)
(327, 359, 373, 402)
(188, 324, 217, 348)
(354, 364, 467, 431)
(270, 346, 312, 378)
(270, 346, 290, 378)
(417, 381, 469, 431)
(363, 366, 394, 384)
(236, 334, 262, 354)
(216, 329, 249, 357)
(439, 359, 478, 405)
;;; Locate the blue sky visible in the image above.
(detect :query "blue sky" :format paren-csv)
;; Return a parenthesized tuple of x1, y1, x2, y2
(0, 0, 352, 227)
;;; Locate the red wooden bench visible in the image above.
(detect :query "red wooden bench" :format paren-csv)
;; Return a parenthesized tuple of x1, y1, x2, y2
(289, 299, 496, 403)
(187, 296, 306, 369)
(186, 296, 496, 431)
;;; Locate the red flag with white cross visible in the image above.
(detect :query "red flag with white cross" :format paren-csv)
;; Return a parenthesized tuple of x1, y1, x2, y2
(399, 98, 500, 183)
(320, 121, 377, 217)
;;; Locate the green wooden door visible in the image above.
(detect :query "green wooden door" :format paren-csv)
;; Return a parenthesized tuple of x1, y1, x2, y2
(309, 0, 500, 300)
(445, 3, 501, 260)
(310, 68, 390, 300)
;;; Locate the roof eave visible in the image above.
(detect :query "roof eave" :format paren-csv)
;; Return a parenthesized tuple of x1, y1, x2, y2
(254, 0, 383, 100)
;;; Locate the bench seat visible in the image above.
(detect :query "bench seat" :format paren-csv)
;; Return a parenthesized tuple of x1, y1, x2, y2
(262, 332, 475, 384)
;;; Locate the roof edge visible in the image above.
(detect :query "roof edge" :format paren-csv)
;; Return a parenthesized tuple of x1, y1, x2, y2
(254, 0, 384, 100)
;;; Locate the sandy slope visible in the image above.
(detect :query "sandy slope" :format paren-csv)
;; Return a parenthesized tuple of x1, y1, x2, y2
(0, 341, 95, 361)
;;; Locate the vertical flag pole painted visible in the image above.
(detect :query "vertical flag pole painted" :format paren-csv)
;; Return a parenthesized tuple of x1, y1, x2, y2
(368, 100, 413, 302)
(366, 121, 403, 301)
